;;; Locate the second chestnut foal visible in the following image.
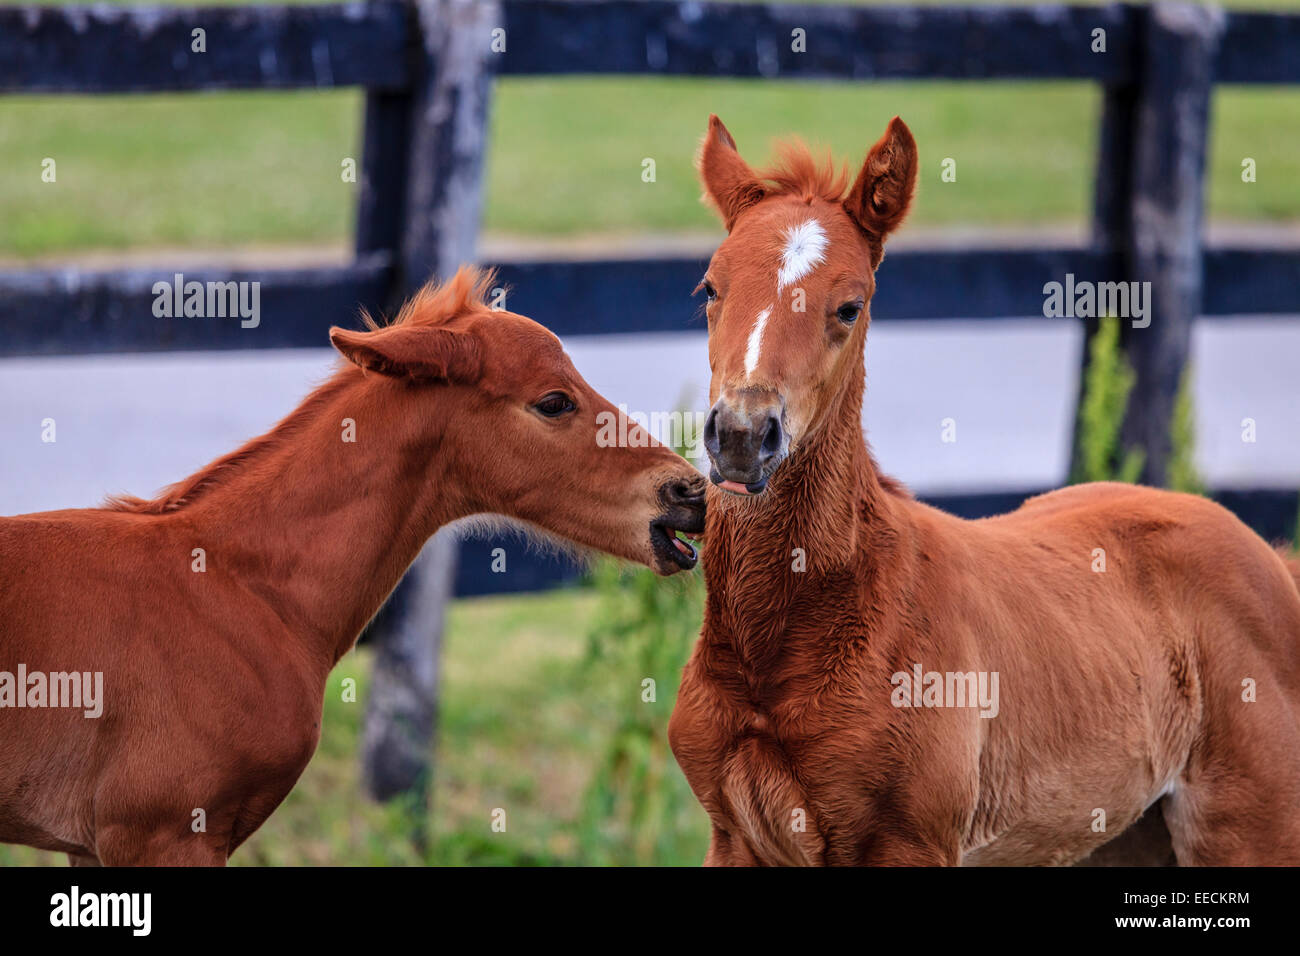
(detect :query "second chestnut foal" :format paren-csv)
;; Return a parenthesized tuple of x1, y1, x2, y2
(669, 115, 1300, 866)
(0, 267, 705, 865)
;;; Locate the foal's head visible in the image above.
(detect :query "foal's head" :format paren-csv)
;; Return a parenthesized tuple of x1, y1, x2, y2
(330, 268, 705, 573)
(695, 115, 917, 497)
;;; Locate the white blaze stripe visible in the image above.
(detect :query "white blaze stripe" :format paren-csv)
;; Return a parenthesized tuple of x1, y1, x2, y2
(742, 220, 826, 380)
(777, 219, 828, 292)
(744, 305, 773, 378)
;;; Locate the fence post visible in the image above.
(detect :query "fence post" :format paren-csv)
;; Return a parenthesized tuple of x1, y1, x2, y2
(1119, 2, 1223, 487)
(397, 0, 500, 294)
(1070, 76, 1138, 480)
(360, 0, 500, 831)
(354, 88, 412, 271)
(360, 532, 456, 806)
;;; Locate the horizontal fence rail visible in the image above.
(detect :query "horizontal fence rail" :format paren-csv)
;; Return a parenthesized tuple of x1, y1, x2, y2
(0, 256, 393, 355)
(3, 246, 1296, 356)
(495, 247, 1300, 335)
(5, 2, 1293, 91)
(0, 1, 411, 93)
(498, 1, 1138, 80)
(1217, 11, 1300, 83)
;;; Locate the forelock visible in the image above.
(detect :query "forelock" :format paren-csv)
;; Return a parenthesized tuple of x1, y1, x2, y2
(363, 265, 499, 330)
(758, 140, 850, 204)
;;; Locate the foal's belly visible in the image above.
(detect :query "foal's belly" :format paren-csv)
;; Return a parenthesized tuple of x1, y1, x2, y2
(961, 794, 1163, 867)
(959, 739, 1178, 866)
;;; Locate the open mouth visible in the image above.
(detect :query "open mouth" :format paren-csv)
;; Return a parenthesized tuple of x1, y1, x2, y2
(708, 466, 769, 497)
(650, 520, 701, 570)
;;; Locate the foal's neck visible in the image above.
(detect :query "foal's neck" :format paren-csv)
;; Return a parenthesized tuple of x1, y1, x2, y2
(182, 369, 458, 670)
(704, 359, 908, 656)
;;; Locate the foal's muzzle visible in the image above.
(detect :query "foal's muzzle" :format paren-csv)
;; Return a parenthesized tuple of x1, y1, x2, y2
(650, 473, 707, 572)
(703, 390, 787, 495)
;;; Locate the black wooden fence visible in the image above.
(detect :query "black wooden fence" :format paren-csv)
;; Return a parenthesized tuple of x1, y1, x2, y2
(3, 0, 1299, 802)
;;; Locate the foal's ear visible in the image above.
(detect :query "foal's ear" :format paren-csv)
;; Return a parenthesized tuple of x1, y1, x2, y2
(843, 116, 918, 266)
(329, 325, 481, 385)
(698, 114, 766, 232)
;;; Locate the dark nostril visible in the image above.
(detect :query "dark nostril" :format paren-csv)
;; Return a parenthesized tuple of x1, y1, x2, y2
(759, 414, 782, 462)
(702, 407, 720, 458)
(667, 478, 705, 506)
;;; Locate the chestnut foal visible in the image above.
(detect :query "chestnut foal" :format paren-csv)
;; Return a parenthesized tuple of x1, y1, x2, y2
(0, 267, 705, 865)
(668, 115, 1300, 866)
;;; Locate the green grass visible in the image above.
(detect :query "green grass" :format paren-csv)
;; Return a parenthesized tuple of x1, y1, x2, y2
(1206, 86, 1300, 221)
(0, 582, 710, 867)
(5, 80, 1296, 257)
(0, 91, 360, 256)
(490, 78, 1102, 234)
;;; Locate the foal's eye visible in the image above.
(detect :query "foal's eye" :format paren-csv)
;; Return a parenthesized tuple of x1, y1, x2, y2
(700, 281, 718, 302)
(837, 301, 864, 325)
(534, 392, 576, 418)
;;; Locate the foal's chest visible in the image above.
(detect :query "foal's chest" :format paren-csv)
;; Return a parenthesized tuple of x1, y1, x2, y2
(670, 669, 864, 866)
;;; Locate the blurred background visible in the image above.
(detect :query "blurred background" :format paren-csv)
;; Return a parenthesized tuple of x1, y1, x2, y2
(1, 0, 1299, 865)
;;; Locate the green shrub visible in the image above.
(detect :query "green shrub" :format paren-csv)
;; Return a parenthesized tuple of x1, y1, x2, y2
(576, 560, 708, 865)
(1166, 366, 1206, 496)
(1070, 316, 1144, 485)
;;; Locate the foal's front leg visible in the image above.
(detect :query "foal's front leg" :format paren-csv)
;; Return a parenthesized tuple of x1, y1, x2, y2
(95, 823, 230, 866)
(853, 830, 962, 866)
(703, 826, 761, 866)
(90, 789, 242, 865)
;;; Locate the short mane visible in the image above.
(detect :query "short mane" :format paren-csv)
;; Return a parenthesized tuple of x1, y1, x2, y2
(758, 140, 850, 205)
(105, 266, 496, 515)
